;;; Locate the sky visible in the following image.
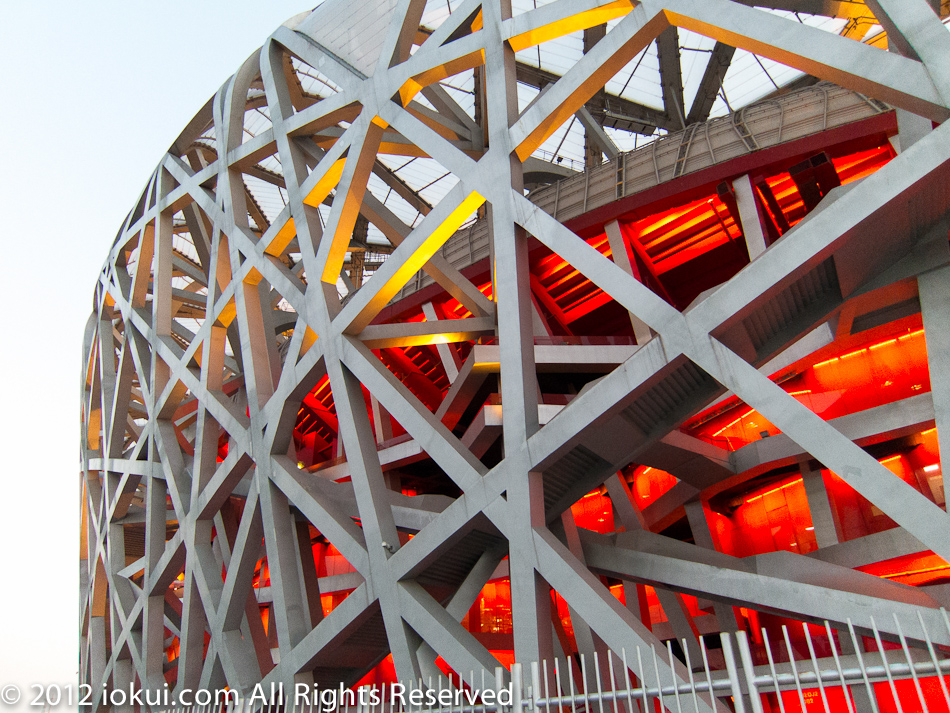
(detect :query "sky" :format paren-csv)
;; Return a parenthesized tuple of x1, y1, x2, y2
(0, 3, 307, 709)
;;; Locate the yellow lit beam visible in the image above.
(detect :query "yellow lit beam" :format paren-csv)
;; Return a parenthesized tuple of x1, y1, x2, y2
(508, 0, 633, 53)
(398, 49, 485, 106)
(264, 217, 296, 258)
(215, 297, 237, 328)
(359, 316, 495, 348)
(515, 12, 665, 161)
(303, 156, 347, 208)
(320, 122, 385, 283)
(345, 191, 485, 333)
(300, 326, 319, 359)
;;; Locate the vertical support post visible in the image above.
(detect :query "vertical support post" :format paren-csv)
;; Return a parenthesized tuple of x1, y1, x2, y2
(720, 633, 747, 713)
(89, 616, 107, 697)
(604, 221, 652, 345)
(496, 667, 508, 713)
(371, 395, 394, 444)
(328, 359, 422, 684)
(510, 472, 554, 664)
(919, 259, 950, 507)
(732, 174, 768, 260)
(422, 302, 461, 381)
(531, 661, 542, 713)
(800, 461, 841, 547)
(685, 501, 740, 634)
(512, 662, 525, 713)
(736, 631, 764, 713)
(143, 477, 169, 692)
(560, 511, 612, 693)
(583, 24, 608, 169)
(113, 658, 135, 713)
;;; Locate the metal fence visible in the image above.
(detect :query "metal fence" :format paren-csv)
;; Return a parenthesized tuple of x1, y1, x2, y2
(164, 610, 950, 713)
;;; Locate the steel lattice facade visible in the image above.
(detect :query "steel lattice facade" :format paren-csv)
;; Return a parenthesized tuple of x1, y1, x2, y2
(81, 1, 950, 710)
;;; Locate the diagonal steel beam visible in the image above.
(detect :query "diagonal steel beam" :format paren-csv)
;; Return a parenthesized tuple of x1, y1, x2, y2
(686, 41, 735, 125)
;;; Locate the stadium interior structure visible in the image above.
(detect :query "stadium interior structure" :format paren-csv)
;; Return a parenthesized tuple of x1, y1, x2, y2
(80, 0, 950, 710)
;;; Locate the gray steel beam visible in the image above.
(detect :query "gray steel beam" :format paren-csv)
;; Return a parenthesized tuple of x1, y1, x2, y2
(800, 461, 841, 549)
(918, 244, 950, 507)
(731, 174, 767, 260)
(81, 1, 950, 704)
(576, 106, 621, 161)
(656, 27, 687, 130)
(686, 42, 735, 125)
(514, 61, 674, 134)
(582, 529, 949, 645)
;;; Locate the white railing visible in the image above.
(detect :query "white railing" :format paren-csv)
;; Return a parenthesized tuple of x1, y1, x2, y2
(158, 609, 950, 713)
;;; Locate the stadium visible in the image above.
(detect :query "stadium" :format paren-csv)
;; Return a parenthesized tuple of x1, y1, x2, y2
(80, 1, 950, 710)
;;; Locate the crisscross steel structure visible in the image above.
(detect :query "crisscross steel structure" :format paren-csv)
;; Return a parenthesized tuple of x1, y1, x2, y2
(81, 1, 950, 710)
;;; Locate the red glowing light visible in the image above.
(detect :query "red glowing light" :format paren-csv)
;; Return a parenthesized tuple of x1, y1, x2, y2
(746, 477, 803, 503)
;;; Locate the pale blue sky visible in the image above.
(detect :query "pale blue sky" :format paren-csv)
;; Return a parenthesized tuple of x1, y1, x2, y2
(0, 3, 307, 707)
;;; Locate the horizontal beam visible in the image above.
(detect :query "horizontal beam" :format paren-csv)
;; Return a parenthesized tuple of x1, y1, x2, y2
(358, 316, 495, 348)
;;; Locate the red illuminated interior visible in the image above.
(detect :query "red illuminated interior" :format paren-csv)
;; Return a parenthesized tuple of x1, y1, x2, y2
(154, 129, 950, 710)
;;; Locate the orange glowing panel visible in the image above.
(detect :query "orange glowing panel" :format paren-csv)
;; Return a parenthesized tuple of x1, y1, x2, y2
(489, 651, 515, 669)
(859, 552, 950, 587)
(354, 654, 397, 688)
(719, 476, 819, 556)
(320, 590, 353, 616)
(778, 684, 855, 712)
(469, 580, 512, 634)
(571, 491, 615, 533)
(805, 326, 930, 420)
(833, 145, 894, 184)
(638, 199, 712, 244)
(633, 196, 739, 275)
(706, 406, 780, 450)
(746, 477, 803, 503)
(632, 466, 678, 509)
(690, 324, 931, 450)
(609, 583, 625, 606)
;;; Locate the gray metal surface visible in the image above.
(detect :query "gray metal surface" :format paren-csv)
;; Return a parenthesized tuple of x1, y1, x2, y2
(80, 1, 950, 711)
(395, 82, 890, 303)
(167, 614, 950, 712)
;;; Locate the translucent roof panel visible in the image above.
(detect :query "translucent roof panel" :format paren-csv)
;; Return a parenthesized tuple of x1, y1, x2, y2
(603, 43, 664, 113)
(678, 29, 719, 114)
(420, 0, 471, 35)
(436, 69, 476, 120)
